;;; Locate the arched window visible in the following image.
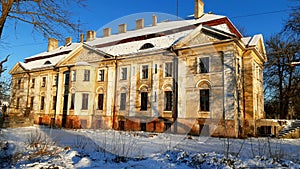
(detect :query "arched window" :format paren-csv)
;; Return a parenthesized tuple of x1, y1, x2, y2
(44, 61, 52, 65)
(139, 43, 154, 50)
(197, 80, 212, 112)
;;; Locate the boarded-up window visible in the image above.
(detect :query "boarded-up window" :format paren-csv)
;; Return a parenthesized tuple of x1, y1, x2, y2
(84, 70, 90, 81)
(82, 93, 89, 110)
(120, 93, 126, 110)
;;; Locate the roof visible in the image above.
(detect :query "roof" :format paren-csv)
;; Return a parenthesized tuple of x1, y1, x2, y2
(86, 13, 228, 48)
(25, 43, 81, 62)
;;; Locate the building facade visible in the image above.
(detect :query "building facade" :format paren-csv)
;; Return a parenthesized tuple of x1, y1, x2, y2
(9, 1, 267, 137)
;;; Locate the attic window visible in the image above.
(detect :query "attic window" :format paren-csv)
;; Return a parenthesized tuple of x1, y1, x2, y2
(140, 43, 154, 50)
(44, 61, 52, 65)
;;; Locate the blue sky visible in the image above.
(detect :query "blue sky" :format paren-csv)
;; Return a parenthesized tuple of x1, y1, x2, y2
(0, 0, 297, 77)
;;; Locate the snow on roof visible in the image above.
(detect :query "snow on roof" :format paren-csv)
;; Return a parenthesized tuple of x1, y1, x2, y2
(20, 54, 68, 70)
(241, 34, 263, 47)
(98, 30, 192, 56)
(86, 13, 226, 47)
(25, 43, 81, 60)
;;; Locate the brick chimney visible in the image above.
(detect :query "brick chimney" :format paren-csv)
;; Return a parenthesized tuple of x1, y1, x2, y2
(194, 0, 204, 19)
(80, 33, 84, 43)
(152, 15, 157, 26)
(103, 28, 111, 37)
(47, 38, 59, 52)
(118, 24, 127, 34)
(65, 37, 72, 46)
(86, 30, 96, 41)
(136, 18, 144, 30)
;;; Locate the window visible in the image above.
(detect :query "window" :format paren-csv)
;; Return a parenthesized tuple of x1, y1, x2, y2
(120, 93, 126, 110)
(98, 94, 104, 110)
(121, 67, 127, 80)
(82, 93, 89, 110)
(84, 70, 90, 81)
(72, 70, 76, 82)
(164, 91, 173, 111)
(165, 62, 173, 77)
(53, 75, 58, 86)
(30, 97, 34, 110)
(198, 57, 209, 73)
(70, 94, 75, 110)
(40, 96, 45, 110)
(65, 73, 70, 85)
(141, 92, 148, 111)
(52, 96, 57, 110)
(17, 79, 21, 89)
(97, 69, 105, 81)
(16, 98, 20, 109)
(155, 64, 158, 74)
(140, 43, 154, 50)
(200, 89, 209, 111)
(41, 77, 46, 87)
(31, 78, 35, 88)
(142, 65, 148, 79)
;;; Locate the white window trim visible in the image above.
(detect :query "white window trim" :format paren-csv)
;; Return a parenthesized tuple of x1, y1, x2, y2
(97, 69, 105, 82)
(140, 64, 149, 80)
(120, 66, 129, 80)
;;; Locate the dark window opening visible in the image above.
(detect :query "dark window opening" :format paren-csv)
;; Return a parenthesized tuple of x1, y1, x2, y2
(70, 94, 75, 110)
(140, 123, 147, 131)
(40, 96, 45, 110)
(140, 43, 154, 50)
(98, 94, 104, 110)
(142, 65, 148, 79)
(164, 91, 173, 111)
(200, 89, 210, 111)
(199, 57, 209, 73)
(98, 69, 104, 81)
(52, 96, 57, 110)
(141, 92, 148, 111)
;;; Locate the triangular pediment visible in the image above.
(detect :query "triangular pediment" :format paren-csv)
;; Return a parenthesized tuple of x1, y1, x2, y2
(58, 44, 112, 66)
(173, 25, 233, 50)
(9, 62, 26, 75)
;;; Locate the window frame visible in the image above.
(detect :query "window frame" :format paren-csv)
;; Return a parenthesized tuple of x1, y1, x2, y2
(120, 93, 126, 111)
(41, 77, 46, 87)
(141, 65, 149, 79)
(140, 92, 148, 111)
(71, 70, 76, 82)
(70, 93, 75, 110)
(98, 69, 105, 82)
(40, 96, 45, 110)
(198, 57, 210, 74)
(165, 62, 173, 77)
(199, 89, 210, 111)
(84, 70, 90, 82)
(98, 94, 104, 110)
(82, 93, 89, 110)
(164, 91, 173, 111)
(120, 67, 128, 80)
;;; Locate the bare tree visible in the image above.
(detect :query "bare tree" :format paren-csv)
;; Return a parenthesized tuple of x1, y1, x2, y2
(264, 35, 300, 119)
(0, 0, 85, 76)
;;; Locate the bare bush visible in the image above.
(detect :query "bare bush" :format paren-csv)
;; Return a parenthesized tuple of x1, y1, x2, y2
(73, 135, 90, 150)
(24, 129, 61, 162)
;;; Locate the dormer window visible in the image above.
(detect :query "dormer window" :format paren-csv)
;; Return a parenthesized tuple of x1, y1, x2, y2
(44, 61, 51, 65)
(140, 43, 154, 50)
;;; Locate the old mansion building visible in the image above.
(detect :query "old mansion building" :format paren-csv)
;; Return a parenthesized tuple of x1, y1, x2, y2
(9, 1, 267, 137)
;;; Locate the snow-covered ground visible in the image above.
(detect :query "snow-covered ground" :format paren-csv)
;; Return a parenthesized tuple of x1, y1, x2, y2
(0, 125, 299, 169)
